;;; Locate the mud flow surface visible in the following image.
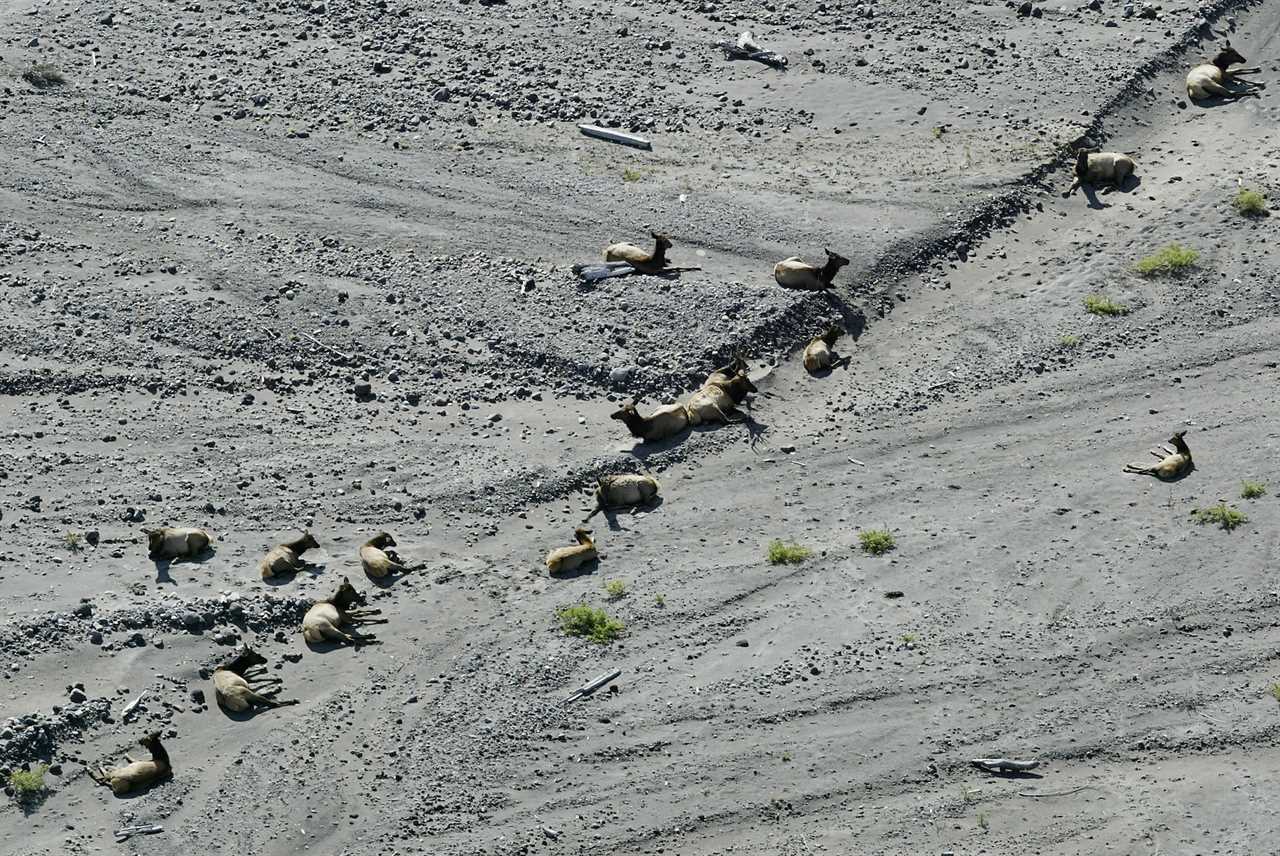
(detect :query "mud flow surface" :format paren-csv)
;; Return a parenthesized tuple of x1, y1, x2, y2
(2, 0, 1280, 852)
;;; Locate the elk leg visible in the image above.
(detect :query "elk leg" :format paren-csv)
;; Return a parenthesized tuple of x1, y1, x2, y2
(318, 624, 360, 645)
(1229, 67, 1262, 74)
(349, 616, 389, 625)
(244, 689, 299, 709)
(345, 607, 382, 616)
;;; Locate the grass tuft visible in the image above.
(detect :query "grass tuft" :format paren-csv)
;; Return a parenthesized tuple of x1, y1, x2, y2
(603, 579, 627, 601)
(654, 593, 666, 608)
(767, 539, 813, 565)
(1270, 683, 1280, 703)
(1083, 294, 1129, 317)
(1059, 333, 1080, 347)
(622, 168, 642, 183)
(1234, 188, 1268, 216)
(1134, 243, 1199, 276)
(1241, 481, 1267, 500)
(22, 64, 66, 89)
(859, 529, 896, 555)
(1191, 502, 1247, 531)
(63, 532, 83, 552)
(557, 604, 624, 643)
(8, 766, 47, 797)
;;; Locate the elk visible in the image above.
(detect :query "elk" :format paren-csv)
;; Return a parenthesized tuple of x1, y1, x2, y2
(1066, 149, 1136, 195)
(213, 647, 298, 713)
(611, 400, 691, 442)
(1186, 44, 1264, 100)
(302, 577, 385, 646)
(360, 531, 423, 578)
(773, 249, 850, 290)
(604, 231, 673, 273)
(546, 528, 598, 575)
(143, 526, 213, 562)
(1123, 430, 1194, 480)
(89, 732, 171, 795)
(259, 530, 320, 579)
(586, 474, 660, 519)
(803, 326, 848, 373)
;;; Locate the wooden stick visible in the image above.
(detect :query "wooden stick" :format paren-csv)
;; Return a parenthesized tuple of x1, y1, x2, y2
(1017, 785, 1096, 798)
(297, 331, 352, 362)
(577, 124, 652, 150)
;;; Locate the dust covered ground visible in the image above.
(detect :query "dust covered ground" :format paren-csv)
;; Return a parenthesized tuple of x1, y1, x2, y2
(2, 0, 1280, 852)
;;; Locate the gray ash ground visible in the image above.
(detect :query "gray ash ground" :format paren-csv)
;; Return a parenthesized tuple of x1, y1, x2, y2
(4, 0, 1280, 852)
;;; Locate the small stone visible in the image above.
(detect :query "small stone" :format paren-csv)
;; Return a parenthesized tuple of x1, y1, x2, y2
(69, 688, 87, 703)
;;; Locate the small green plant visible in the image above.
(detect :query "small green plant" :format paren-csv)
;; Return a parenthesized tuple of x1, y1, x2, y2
(8, 765, 47, 797)
(557, 604, 624, 643)
(767, 539, 813, 565)
(931, 125, 945, 140)
(901, 633, 917, 644)
(1059, 333, 1080, 347)
(604, 579, 628, 601)
(858, 529, 896, 555)
(1083, 294, 1129, 317)
(1134, 243, 1199, 275)
(1270, 683, 1280, 702)
(622, 167, 642, 182)
(1233, 188, 1268, 216)
(63, 531, 83, 552)
(654, 593, 666, 608)
(22, 64, 67, 89)
(781, 751, 793, 762)
(1241, 481, 1267, 500)
(1192, 502, 1247, 531)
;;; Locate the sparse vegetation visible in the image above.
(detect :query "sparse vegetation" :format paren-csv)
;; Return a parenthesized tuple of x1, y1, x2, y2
(622, 168, 642, 182)
(978, 812, 989, 831)
(931, 125, 945, 140)
(557, 604, 624, 643)
(8, 766, 47, 798)
(859, 529, 896, 555)
(901, 633, 917, 644)
(1241, 481, 1267, 500)
(767, 539, 813, 565)
(63, 531, 83, 552)
(604, 579, 627, 600)
(1083, 294, 1129, 317)
(1059, 333, 1080, 347)
(22, 64, 67, 89)
(654, 593, 666, 608)
(1270, 683, 1280, 703)
(1134, 243, 1199, 276)
(1192, 502, 1247, 531)
(1234, 188, 1268, 216)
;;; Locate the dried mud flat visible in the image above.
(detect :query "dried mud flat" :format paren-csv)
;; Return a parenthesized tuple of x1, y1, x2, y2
(2, 0, 1280, 852)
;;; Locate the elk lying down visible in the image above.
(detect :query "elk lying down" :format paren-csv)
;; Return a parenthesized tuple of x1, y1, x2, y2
(89, 732, 171, 795)
(260, 531, 319, 579)
(1123, 430, 1194, 480)
(604, 231, 673, 273)
(1066, 149, 1136, 195)
(302, 577, 385, 646)
(773, 249, 849, 291)
(144, 526, 212, 562)
(546, 528, 598, 575)
(586, 474, 660, 519)
(1186, 44, 1264, 100)
(213, 646, 298, 713)
(360, 531, 423, 578)
(803, 326, 847, 373)
(611, 400, 690, 442)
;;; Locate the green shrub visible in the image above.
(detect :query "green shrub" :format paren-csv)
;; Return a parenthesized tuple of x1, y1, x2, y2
(1059, 333, 1080, 347)
(63, 532, 83, 552)
(1234, 188, 1267, 216)
(622, 168, 642, 182)
(1134, 243, 1199, 275)
(1270, 683, 1280, 703)
(1241, 481, 1267, 500)
(1083, 295, 1129, 316)
(767, 539, 813, 565)
(8, 766, 47, 797)
(1192, 503, 1247, 531)
(603, 579, 627, 600)
(557, 604, 624, 643)
(859, 529, 896, 555)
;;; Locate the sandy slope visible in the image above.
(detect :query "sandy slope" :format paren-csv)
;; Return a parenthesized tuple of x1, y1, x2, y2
(2, 0, 1280, 853)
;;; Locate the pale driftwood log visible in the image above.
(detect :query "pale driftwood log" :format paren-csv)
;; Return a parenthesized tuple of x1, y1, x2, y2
(564, 668, 622, 703)
(577, 124, 652, 150)
(1017, 785, 1096, 798)
(970, 757, 1039, 773)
